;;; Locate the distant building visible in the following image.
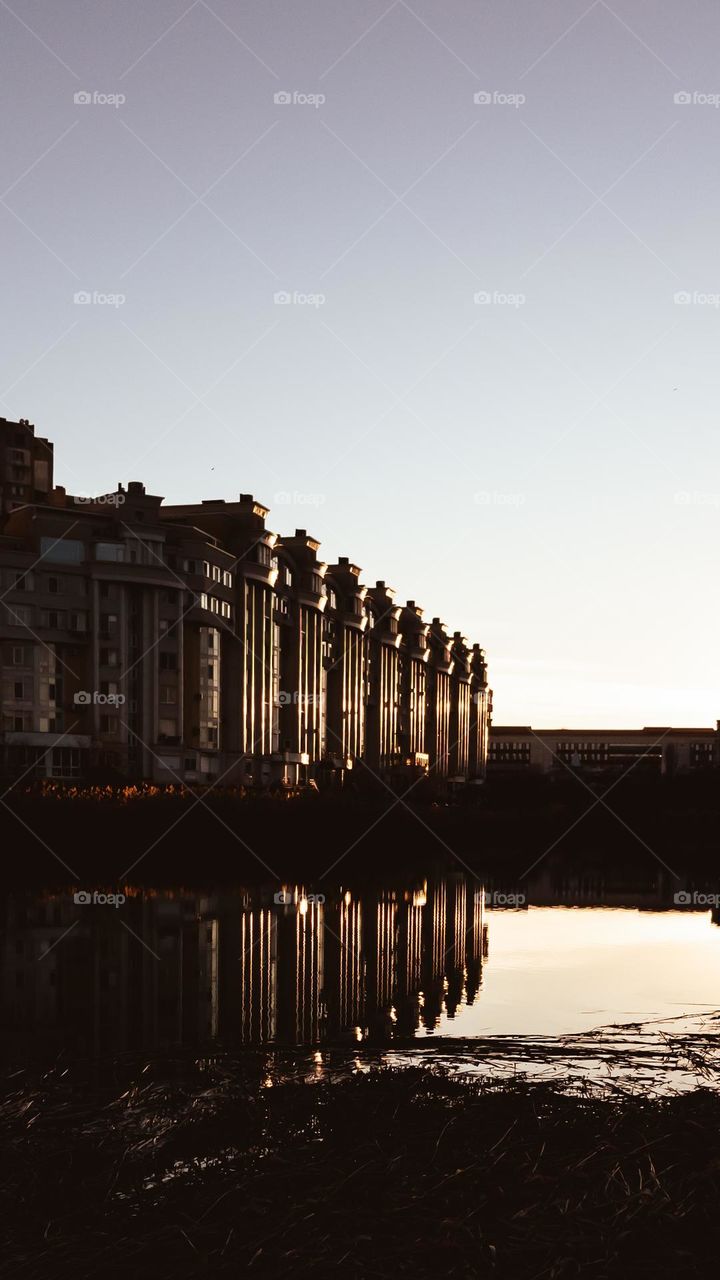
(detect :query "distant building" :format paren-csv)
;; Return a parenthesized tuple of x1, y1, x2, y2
(0, 418, 491, 787)
(488, 725, 719, 776)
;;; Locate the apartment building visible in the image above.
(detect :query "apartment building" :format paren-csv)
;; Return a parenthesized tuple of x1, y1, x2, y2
(0, 418, 491, 789)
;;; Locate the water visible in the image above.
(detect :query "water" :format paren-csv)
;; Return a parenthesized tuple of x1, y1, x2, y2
(3, 870, 720, 1068)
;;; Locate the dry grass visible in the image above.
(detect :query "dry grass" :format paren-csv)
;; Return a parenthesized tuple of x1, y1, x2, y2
(1, 1053, 720, 1279)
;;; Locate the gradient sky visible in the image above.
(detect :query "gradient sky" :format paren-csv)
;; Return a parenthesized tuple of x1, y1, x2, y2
(1, 0, 719, 727)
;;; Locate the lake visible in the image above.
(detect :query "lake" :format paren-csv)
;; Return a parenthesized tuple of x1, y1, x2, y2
(3, 870, 720, 1063)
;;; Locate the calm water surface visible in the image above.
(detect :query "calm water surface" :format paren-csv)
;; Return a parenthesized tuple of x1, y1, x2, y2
(4, 871, 720, 1060)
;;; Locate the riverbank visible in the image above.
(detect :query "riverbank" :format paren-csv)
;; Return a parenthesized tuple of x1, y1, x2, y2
(1, 775, 720, 884)
(2, 1056, 720, 1279)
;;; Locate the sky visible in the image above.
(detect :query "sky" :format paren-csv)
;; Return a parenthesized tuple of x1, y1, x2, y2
(1, 0, 719, 728)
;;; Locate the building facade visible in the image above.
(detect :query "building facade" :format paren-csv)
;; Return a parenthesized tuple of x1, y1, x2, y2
(0, 418, 491, 789)
(488, 726, 719, 776)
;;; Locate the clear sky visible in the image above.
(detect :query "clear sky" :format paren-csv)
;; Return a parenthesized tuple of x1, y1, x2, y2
(1, 0, 719, 727)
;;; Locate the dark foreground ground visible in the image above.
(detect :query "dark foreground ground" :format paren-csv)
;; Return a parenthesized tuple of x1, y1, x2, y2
(2, 1056, 720, 1279)
(1, 773, 720, 884)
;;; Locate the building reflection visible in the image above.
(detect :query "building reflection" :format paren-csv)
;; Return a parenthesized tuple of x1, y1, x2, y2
(0, 877, 491, 1057)
(2, 871, 709, 1060)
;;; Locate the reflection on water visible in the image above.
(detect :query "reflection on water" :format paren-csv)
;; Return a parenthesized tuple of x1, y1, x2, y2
(2, 869, 720, 1060)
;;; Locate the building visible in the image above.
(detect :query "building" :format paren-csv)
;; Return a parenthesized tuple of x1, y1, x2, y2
(488, 725, 719, 776)
(0, 417, 491, 788)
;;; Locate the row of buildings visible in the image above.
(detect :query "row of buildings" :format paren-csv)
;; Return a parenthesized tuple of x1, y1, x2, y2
(0, 418, 490, 788)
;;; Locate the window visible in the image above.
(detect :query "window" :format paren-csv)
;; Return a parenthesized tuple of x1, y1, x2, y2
(51, 747, 81, 778)
(14, 571, 32, 591)
(160, 686, 177, 704)
(100, 649, 119, 667)
(41, 610, 65, 629)
(158, 718, 177, 739)
(69, 612, 87, 632)
(48, 576, 60, 594)
(199, 593, 209, 610)
(159, 652, 177, 671)
(40, 537, 83, 564)
(212, 565, 221, 582)
(95, 543, 125, 563)
(257, 545, 272, 567)
(6, 605, 33, 627)
(100, 716, 118, 735)
(14, 681, 24, 699)
(222, 571, 232, 588)
(203, 561, 211, 578)
(11, 647, 25, 665)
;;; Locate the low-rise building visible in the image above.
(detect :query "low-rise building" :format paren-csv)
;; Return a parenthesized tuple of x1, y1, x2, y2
(488, 725, 719, 776)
